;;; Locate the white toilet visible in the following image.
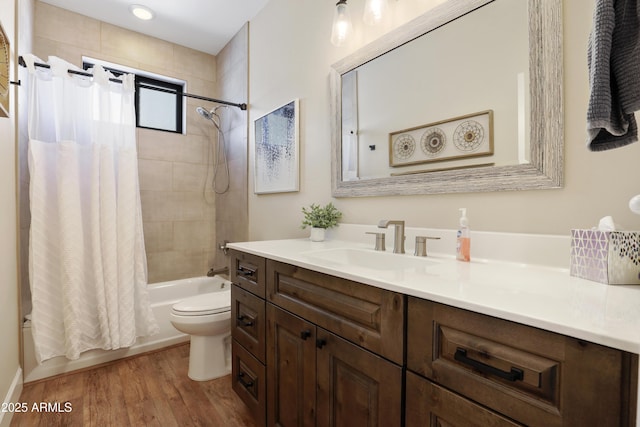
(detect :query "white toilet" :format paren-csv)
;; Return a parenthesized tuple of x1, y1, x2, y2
(170, 280, 232, 381)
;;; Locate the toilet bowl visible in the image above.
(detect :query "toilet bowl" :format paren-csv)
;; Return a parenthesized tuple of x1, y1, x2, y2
(170, 283, 231, 381)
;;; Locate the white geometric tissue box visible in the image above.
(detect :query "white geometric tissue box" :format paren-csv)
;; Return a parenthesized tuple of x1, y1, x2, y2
(570, 229, 640, 285)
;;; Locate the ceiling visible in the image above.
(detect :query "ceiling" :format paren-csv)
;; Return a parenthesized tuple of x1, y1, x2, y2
(40, 0, 270, 55)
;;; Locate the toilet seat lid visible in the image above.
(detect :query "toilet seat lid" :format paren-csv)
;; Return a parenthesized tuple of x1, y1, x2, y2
(172, 290, 231, 316)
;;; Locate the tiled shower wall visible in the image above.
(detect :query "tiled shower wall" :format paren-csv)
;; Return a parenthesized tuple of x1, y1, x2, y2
(214, 25, 249, 266)
(19, 1, 248, 314)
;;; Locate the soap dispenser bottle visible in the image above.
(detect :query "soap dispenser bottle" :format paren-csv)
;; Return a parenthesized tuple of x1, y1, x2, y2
(456, 208, 470, 262)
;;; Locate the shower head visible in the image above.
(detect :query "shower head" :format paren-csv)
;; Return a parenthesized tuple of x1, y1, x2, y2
(196, 106, 213, 120)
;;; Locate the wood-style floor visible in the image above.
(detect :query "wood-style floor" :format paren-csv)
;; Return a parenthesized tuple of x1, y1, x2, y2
(10, 343, 256, 427)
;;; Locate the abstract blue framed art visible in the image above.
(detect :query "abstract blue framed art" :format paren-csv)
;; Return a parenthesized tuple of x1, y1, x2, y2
(254, 99, 299, 194)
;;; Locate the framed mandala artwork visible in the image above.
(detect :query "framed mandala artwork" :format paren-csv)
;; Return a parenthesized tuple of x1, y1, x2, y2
(389, 110, 493, 167)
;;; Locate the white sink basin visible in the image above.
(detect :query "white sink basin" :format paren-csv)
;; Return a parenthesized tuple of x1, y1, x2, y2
(302, 247, 440, 271)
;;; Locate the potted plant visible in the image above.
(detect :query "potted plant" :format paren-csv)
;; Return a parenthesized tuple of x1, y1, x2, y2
(301, 203, 342, 241)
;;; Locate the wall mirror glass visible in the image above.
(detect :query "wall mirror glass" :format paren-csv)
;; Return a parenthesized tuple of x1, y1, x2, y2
(330, 0, 563, 197)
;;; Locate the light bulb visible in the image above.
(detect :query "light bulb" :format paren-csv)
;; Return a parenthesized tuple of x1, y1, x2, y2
(363, 0, 389, 25)
(130, 4, 155, 21)
(331, 0, 353, 47)
(629, 194, 640, 215)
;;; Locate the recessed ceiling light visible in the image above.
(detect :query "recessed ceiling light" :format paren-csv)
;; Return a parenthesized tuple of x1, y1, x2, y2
(129, 4, 155, 21)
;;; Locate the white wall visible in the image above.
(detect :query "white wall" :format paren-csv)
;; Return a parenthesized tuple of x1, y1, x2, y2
(248, 0, 640, 240)
(0, 0, 22, 424)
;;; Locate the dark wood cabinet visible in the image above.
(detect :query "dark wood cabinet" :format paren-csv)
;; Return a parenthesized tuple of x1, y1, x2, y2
(230, 249, 639, 427)
(266, 303, 403, 427)
(266, 259, 404, 365)
(231, 339, 266, 426)
(265, 258, 404, 426)
(266, 304, 316, 427)
(406, 371, 524, 427)
(231, 250, 268, 427)
(407, 297, 639, 427)
(232, 285, 266, 363)
(230, 249, 266, 298)
(316, 326, 402, 427)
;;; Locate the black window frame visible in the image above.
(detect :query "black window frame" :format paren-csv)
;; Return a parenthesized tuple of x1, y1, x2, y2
(135, 75, 183, 134)
(83, 61, 184, 134)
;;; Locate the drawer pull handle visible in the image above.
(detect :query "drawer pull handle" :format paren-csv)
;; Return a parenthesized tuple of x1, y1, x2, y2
(236, 266, 256, 278)
(236, 315, 254, 327)
(454, 348, 524, 382)
(237, 372, 254, 388)
(316, 338, 327, 349)
(300, 330, 311, 340)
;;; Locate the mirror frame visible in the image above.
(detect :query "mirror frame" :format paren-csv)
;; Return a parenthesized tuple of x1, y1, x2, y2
(330, 0, 563, 197)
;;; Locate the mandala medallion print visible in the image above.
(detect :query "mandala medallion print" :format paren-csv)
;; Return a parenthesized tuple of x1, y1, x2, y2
(453, 120, 484, 152)
(393, 134, 416, 160)
(421, 128, 446, 157)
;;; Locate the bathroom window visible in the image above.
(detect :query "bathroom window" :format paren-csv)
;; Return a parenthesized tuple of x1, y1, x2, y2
(82, 57, 186, 134)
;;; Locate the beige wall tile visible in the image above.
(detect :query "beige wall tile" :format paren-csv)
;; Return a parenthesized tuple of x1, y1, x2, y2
(32, 36, 58, 62)
(217, 23, 248, 79)
(215, 26, 249, 263)
(35, 2, 100, 52)
(139, 159, 172, 191)
(101, 23, 174, 71)
(143, 221, 174, 253)
(172, 162, 207, 192)
(138, 130, 206, 164)
(185, 77, 217, 104)
(140, 191, 205, 222)
(147, 250, 205, 284)
(216, 219, 249, 247)
(226, 130, 248, 162)
(173, 220, 208, 251)
(174, 45, 216, 82)
(140, 191, 177, 222)
(174, 192, 206, 221)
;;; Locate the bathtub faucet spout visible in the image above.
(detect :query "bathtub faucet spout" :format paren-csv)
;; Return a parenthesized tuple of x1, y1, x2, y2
(207, 266, 229, 277)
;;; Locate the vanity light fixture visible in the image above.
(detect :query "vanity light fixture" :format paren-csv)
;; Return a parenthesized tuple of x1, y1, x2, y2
(129, 4, 155, 21)
(331, 0, 353, 47)
(363, 0, 389, 25)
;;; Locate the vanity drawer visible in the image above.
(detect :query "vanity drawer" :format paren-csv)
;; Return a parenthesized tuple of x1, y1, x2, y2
(406, 371, 524, 427)
(407, 297, 638, 427)
(232, 340, 266, 427)
(266, 259, 404, 365)
(230, 249, 266, 298)
(231, 285, 266, 363)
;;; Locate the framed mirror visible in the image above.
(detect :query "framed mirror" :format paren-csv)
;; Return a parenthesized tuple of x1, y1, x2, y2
(330, 0, 563, 197)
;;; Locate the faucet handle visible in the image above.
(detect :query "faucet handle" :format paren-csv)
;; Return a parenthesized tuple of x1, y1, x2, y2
(414, 236, 440, 257)
(365, 232, 386, 251)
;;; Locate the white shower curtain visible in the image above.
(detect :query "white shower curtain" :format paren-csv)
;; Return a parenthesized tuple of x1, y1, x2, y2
(24, 55, 158, 363)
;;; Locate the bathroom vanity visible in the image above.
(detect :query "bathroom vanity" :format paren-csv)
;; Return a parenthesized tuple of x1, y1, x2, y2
(228, 237, 639, 426)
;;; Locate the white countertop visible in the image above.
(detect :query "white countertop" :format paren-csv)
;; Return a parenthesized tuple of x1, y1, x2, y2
(228, 237, 640, 355)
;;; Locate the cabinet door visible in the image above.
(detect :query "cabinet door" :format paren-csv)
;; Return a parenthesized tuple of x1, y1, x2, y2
(230, 249, 266, 298)
(406, 371, 524, 427)
(267, 304, 316, 427)
(232, 340, 266, 427)
(407, 297, 638, 427)
(267, 260, 404, 365)
(232, 285, 266, 363)
(316, 328, 402, 427)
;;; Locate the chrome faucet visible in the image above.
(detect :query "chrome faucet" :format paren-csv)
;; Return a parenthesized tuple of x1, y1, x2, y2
(378, 220, 405, 254)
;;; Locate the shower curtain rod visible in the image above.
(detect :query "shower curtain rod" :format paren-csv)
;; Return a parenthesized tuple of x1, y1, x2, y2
(17, 56, 248, 111)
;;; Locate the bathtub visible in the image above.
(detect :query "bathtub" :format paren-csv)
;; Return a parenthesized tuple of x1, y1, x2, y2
(22, 275, 230, 383)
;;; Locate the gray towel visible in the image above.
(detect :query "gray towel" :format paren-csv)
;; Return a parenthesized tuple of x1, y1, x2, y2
(587, 0, 640, 151)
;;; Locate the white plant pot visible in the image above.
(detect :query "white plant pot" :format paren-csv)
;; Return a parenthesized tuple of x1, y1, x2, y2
(310, 227, 326, 242)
